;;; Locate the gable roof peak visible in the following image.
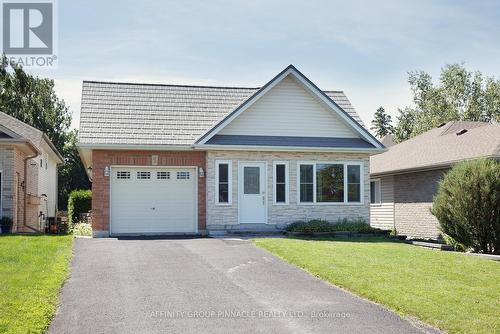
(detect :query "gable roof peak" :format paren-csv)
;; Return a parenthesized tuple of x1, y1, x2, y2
(196, 65, 384, 149)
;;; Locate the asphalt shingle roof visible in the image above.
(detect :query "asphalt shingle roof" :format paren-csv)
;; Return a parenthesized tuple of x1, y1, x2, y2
(370, 121, 500, 175)
(0, 111, 64, 161)
(78, 81, 365, 146)
(0, 111, 44, 147)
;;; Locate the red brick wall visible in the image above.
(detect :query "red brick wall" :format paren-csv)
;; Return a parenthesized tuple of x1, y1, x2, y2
(91, 150, 206, 234)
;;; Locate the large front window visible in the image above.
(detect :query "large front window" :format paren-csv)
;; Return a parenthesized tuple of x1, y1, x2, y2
(316, 164, 344, 202)
(299, 162, 362, 204)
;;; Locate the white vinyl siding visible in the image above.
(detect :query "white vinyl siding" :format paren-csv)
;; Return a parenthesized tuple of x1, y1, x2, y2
(219, 75, 358, 138)
(370, 176, 394, 230)
(37, 144, 59, 218)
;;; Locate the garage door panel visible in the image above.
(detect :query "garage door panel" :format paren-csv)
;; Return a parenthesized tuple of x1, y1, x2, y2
(110, 167, 197, 234)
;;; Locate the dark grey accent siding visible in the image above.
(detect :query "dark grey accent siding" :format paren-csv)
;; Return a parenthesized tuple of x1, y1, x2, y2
(206, 135, 376, 149)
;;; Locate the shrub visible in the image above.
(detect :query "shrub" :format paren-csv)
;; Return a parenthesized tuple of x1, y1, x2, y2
(68, 190, 92, 226)
(442, 234, 467, 252)
(432, 159, 500, 254)
(286, 218, 380, 234)
(72, 222, 92, 236)
(286, 219, 332, 233)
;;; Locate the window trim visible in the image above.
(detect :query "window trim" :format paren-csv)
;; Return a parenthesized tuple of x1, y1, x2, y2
(273, 161, 289, 205)
(296, 161, 364, 205)
(215, 160, 232, 205)
(370, 178, 382, 206)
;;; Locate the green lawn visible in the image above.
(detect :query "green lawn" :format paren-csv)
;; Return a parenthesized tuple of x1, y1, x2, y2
(253, 237, 500, 334)
(0, 234, 73, 334)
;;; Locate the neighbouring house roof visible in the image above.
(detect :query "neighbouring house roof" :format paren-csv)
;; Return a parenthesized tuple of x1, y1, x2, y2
(78, 73, 366, 147)
(0, 111, 64, 162)
(370, 121, 500, 175)
(380, 134, 395, 147)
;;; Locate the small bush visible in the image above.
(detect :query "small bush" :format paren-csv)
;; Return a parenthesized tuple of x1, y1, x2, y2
(286, 219, 332, 233)
(432, 159, 500, 254)
(442, 234, 467, 252)
(286, 218, 380, 234)
(68, 190, 92, 226)
(72, 222, 92, 237)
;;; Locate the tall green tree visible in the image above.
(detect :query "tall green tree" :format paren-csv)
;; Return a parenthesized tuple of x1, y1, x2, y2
(0, 56, 90, 210)
(394, 64, 500, 142)
(370, 106, 394, 138)
(58, 130, 91, 209)
(0, 57, 71, 150)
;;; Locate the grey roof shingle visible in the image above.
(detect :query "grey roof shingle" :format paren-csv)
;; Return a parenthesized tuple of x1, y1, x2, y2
(370, 121, 500, 175)
(78, 81, 365, 146)
(0, 111, 64, 161)
(0, 111, 44, 146)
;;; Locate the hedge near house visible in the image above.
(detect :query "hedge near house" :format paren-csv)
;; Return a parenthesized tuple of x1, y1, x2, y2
(68, 190, 92, 225)
(432, 159, 500, 254)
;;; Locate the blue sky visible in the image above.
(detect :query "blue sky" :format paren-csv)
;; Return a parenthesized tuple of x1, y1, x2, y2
(30, 0, 500, 129)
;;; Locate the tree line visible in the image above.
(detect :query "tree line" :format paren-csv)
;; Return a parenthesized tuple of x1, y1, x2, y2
(371, 63, 500, 142)
(0, 56, 90, 210)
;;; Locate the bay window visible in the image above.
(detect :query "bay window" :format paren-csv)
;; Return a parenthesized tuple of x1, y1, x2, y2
(298, 162, 363, 204)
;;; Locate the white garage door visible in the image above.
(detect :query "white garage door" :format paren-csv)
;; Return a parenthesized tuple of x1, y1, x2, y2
(110, 167, 197, 234)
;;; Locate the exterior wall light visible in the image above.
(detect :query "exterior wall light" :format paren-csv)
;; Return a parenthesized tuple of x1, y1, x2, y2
(87, 166, 93, 179)
(198, 167, 205, 178)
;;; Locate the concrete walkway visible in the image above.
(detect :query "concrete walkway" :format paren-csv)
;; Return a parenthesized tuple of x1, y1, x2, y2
(50, 237, 439, 333)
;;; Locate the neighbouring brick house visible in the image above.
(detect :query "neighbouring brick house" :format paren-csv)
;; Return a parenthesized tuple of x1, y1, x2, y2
(77, 65, 385, 237)
(370, 121, 500, 239)
(0, 112, 63, 232)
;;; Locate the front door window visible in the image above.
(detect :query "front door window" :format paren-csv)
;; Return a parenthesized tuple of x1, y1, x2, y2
(244, 167, 260, 194)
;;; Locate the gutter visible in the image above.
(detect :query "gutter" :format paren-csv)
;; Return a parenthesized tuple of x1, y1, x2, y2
(370, 155, 500, 177)
(77, 142, 386, 154)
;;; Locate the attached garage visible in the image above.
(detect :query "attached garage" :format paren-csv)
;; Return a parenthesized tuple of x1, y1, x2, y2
(110, 167, 197, 235)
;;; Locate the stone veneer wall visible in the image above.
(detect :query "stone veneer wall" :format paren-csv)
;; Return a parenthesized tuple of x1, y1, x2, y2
(206, 151, 370, 227)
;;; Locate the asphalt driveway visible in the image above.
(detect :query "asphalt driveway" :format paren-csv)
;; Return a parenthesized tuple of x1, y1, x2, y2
(50, 237, 438, 334)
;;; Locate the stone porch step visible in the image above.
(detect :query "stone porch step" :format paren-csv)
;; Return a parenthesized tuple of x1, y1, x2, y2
(207, 224, 285, 236)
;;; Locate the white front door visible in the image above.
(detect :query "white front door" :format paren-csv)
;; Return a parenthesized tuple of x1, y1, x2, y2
(238, 162, 266, 223)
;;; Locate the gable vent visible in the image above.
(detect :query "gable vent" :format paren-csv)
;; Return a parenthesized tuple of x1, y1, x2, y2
(456, 129, 468, 136)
